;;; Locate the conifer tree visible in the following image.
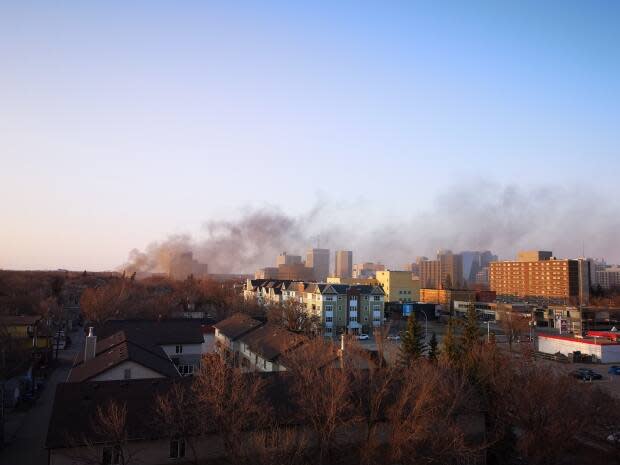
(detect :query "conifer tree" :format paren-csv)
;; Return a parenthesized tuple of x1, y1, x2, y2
(427, 331, 439, 362)
(442, 317, 461, 363)
(462, 303, 481, 354)
(398, 313, 426, 366)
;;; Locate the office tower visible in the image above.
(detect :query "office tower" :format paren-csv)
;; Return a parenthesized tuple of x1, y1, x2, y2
(334, 250, 353, 278)
(276, 252, 302, 267)
(306, 248, 330, 282)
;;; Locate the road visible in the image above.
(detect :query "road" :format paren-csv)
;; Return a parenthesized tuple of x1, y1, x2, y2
(0, 327, 83, 465)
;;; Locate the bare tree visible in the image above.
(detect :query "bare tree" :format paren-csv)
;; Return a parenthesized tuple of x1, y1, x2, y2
(388, 361, 483, 465)
(191, 354, 271, 463)
(282, 338, 354, 465)
(63, 400, 140, 465)
(497, 310, 530, 351)
(267, 299, 320, 334)
(154, 381, 200, 465)
(80, 280, 129, 325)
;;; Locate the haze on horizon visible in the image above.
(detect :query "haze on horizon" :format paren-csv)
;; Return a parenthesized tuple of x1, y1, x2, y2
(1, 1, 619, 271)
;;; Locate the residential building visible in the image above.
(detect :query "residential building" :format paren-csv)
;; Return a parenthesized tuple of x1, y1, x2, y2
(489, 252, 589, 305)
(254, 267, 278, 279)
(236, 323, 306, 372)
(213, 313, 265, 364)
(376, 270, 420, 303)
(419, 288, 476, 312)
(334, 250, 353, 278)
(352, 262, 385, 279)
(68, 328, 181, 382)
(419, 259, 441, 289)
(306, 248, 330, 282)
(96, 319, 209, 375)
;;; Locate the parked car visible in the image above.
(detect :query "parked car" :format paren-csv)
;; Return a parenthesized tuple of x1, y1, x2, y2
(357, 334, 369, 341)
(386, 334, 401, 341)
(571, 368, 602, 381)
(608, 366, 620, 375)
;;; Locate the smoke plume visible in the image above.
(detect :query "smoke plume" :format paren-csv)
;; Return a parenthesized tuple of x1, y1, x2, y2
(122, 183, 620, 274)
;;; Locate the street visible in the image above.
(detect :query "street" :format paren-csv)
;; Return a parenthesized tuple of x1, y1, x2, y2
(0, 327, 83, 465)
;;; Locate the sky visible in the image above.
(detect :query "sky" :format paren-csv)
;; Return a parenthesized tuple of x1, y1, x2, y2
(1, 1, 619, 271)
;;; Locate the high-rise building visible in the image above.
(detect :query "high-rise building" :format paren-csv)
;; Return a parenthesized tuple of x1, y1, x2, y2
(419, 251, 463, 289)
(169, 252, 209, 280)
(276, 252, 302, 267)
(489, 251, 589, 305)
(352, 262, 385, 279)
(306, 248, 330, 282)
(461, 250, 498, 284)
(517, 250, 553, 262)
(597, 267, 620, 290)
(334, 250, 353, 278)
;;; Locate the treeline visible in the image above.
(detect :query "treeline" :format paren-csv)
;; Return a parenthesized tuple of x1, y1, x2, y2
(87, 337, 620, 465)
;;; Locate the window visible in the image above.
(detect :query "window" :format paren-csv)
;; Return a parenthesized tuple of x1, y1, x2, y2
(102, 445, 121, 465)
(169, 438, 186, 459)
(179, 365, 194, 376)
(175, 345, 183, 354)
(373, 296, 381, 301)
(123, 368, 131, 380)
(325, 305, 333, 312)
(326, 316, 333, 322)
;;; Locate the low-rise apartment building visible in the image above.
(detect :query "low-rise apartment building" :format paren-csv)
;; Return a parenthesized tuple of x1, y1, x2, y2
(244, 280, 385, 336)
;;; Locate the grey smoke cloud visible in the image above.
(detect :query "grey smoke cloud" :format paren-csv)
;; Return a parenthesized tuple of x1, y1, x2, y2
(122, 183, 620, 274)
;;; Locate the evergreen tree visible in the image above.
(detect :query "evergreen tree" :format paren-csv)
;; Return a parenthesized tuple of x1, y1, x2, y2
(442, 317, 461, 363)
(398, 313, 426, 366)
(462, 303, 481, 353)
(427, 331, 439, 361)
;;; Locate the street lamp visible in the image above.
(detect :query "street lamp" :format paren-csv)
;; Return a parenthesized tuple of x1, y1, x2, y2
(419, 309, 428, 339)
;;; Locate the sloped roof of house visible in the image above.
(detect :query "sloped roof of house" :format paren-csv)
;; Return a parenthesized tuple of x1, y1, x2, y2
(0, 315, 42, 326)
(68, 331, 180, 382)
(238, 323, 306, 361)
(213, 313, 264, 340)
(97, 319, 204, 345)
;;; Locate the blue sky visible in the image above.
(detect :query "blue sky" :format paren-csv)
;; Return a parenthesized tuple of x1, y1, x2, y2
(1, 1, 619, 270)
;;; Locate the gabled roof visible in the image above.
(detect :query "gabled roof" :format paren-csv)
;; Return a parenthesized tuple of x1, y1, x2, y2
(213, 313, 264, 340)
(97, 319, 204, 345)
(68, 331, 180, 382)
(0, 315, 42, 326)
(239, 324, 306, 362)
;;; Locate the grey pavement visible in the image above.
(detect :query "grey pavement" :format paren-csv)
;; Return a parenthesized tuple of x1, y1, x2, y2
(0, 327, 83, 465)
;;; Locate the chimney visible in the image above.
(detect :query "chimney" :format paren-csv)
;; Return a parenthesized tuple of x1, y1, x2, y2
(84, 327, 97, 362)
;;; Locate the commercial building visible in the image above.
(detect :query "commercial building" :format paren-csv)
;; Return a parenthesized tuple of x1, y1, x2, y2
(461, 251, 498, 284)
(327, 276, 379, 286)
(489, 251, 589, 305)
(517, 250, 553, 262)
(306, 248, 330, 282)
(375, 270, 421, 303)
(254, 263, 314, 281)
(538, 333, 620, 363)
(597, 267, 620, 290)
(352, 262, 385, 279)
(276, 252, 302, 266)
(334, 250, 353, 278)
(419, 288, 476, 312)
